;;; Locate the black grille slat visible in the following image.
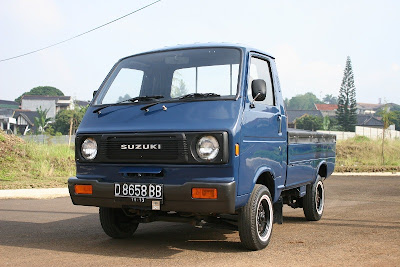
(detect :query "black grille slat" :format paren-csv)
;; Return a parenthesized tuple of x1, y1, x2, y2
(100, 134, 188, 163)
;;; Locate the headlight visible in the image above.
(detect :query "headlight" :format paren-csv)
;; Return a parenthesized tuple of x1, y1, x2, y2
(81, 138, 97, 160)
(196, 136, 220, 161)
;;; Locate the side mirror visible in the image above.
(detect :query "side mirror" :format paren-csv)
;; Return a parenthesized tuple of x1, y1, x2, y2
(93, 90, 98, 98)
(251, 79, 266, 101)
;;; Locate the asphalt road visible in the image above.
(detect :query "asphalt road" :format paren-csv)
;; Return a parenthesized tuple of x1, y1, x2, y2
(0, 175, 399, 266)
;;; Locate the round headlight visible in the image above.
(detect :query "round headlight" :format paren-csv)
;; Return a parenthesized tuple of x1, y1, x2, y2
(81, 138, 97, 160)
(196, 136, 220, 161)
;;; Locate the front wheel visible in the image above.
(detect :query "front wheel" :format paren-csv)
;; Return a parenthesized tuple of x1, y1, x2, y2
(99, 207, 139, 238)
(303, 175, 325, 221)
(238, 184, 274, 250)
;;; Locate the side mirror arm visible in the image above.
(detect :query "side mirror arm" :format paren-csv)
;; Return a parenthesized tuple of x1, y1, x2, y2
(250, 92, 261, 109)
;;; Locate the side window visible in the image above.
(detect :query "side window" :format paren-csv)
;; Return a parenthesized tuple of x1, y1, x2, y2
(248, 57, 275, 106)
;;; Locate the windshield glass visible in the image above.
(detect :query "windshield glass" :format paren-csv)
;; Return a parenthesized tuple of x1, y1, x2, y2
(94, 48, 241, 105)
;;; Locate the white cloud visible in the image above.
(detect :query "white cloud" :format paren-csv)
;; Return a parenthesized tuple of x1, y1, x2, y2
(273, 44, 343, 99)
(392, 63, 400, 72)
(4, 0, 63, 33)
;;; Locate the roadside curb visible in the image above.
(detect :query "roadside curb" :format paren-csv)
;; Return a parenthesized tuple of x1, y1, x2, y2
(331, 172, 400, 177)
(0, 188, 69, 200)
(1, 172, 399, 200)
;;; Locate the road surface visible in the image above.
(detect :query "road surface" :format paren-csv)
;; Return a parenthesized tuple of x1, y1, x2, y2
(0, 175, 399, 266)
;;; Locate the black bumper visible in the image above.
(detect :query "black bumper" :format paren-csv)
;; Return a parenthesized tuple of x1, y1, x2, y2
(68, 177, 236, 214)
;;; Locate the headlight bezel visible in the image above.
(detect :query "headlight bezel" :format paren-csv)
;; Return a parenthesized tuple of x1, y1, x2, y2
(80, 137, 98, 160)
(188, 132, 228, 164)
(196, 135, 220, 161)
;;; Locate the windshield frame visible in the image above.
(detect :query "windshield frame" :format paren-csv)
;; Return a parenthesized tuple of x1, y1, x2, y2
(91, 46, 244, 107)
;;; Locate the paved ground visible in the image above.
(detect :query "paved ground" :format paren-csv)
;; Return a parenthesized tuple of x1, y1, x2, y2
(0, 175, 399, 266)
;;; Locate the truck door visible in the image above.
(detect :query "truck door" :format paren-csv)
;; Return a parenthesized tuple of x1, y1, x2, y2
(238, 55, 286, 196)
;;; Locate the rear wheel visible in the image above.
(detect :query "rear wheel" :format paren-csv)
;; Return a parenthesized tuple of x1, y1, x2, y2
(99, 207, 139, 238)
(238, 184, 274, 250)
(303, 175, 325, 221)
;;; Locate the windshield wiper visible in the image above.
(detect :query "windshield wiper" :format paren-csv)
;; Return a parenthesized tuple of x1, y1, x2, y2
(179, 93, 220, 99)
(93, 95, 164, 114)
(140, 93, 221, 112)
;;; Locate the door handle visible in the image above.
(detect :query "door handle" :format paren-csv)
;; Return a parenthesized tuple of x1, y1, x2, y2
(277, 115, 282, 134)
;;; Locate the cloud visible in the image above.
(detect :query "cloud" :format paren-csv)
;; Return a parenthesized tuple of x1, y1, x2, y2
(392, 63, 400, 72)
(4, 0, 63, 33)
(273, 44, 343, 99)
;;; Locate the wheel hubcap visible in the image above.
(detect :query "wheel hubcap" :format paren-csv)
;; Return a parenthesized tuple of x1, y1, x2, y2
(315, 181, 324, 215)
(256, 195, 273, 242)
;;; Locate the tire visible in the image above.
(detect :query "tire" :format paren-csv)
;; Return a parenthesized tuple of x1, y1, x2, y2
(238, 184, 274, 250)
(99, 207, 139, 238)
(303, 175, 325, 221)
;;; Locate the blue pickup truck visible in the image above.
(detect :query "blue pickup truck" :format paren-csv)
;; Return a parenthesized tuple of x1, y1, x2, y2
(68, 43, 336, 250)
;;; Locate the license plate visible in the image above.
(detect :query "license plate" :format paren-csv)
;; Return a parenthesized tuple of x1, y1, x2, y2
(114, 183, 163, 199)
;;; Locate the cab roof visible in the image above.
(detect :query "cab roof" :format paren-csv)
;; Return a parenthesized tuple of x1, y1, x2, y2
(123, 43, 274, 60)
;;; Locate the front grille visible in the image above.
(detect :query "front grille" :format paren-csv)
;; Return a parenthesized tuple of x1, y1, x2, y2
(99, 134, 188, 163)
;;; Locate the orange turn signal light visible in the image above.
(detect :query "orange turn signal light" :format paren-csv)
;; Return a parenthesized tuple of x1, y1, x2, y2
(235, 144, 240, 156)
(75, 184, 93, 195)
(192, 188, 218, 199)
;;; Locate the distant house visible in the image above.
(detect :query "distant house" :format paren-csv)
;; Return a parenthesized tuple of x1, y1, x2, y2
(21, 95, 74, 119)
(356, 115, 384, 128)
(0, 108, 17, 134)
(286, 110, 323, 128)
(13, 109, 39, 135)
(0, 99, 19, 109)
(315, 104, 337, 117)
(357, 103, 383, 115)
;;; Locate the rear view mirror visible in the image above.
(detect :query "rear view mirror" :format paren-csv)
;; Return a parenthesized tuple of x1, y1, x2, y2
(93, 90, 98, 98)
(165, 56, 189, 65)
(251, 79, 266, 101)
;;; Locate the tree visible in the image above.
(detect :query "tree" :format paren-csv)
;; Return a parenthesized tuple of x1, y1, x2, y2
(15, 86, 64, 103)
(380, 105, 397, 164)
(295, 115, 323, 131)
(376, 104, 400, 130)
(323, 94, 338, 104)
(322, 116, 330, 130)
(336, 57, 357, 132)
(284, 98, 289, 109)
(117, 94, 131, 102)
(171, 79, 188, 98)
(53, 105, 88, 135)
(34, 106, 51, 133)
(287, 92, 323, 110)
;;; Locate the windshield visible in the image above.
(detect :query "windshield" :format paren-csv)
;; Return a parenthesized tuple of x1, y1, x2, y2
(94, 48, 241, 105)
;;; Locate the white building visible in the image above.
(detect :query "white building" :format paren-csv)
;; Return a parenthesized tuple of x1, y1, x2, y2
(21, 95, 74, 119)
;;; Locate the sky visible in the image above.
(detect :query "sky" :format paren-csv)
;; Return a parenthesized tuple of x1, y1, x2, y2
(0, 0, 399, 104)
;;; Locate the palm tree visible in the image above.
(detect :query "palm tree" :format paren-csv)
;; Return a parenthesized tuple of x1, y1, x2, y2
(323, 94, 338, 104)
(34, 106, 51, 133)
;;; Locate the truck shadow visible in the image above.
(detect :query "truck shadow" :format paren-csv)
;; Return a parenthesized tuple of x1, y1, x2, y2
(0, 212, 244, 259)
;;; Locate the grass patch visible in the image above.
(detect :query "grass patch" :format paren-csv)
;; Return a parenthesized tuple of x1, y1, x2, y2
(0, 131, 74, 189)
(1, 131, 399, 189)
(335, 137, 400, 172)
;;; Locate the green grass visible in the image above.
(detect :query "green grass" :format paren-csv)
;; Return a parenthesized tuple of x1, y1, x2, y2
(0, 132, 75, 189)
(1, 131, 399, 190)
(335, 137, 400, 172)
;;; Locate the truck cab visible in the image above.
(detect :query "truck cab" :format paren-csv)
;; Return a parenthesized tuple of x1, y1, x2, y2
(69, 43, 336, 250)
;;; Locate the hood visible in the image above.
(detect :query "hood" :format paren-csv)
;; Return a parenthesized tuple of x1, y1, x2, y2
(78, 100, 242, 134)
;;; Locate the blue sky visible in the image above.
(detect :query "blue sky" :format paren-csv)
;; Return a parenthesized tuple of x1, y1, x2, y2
(1, 0, 399, 104)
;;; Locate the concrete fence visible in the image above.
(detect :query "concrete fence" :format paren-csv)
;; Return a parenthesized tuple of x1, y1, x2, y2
(16, 126, 400, 143)
(318, 126, 400, 140)
(20, 134, 76, 145)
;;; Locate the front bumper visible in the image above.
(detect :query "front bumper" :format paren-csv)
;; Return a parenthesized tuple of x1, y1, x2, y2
(68, 177, 236, 214)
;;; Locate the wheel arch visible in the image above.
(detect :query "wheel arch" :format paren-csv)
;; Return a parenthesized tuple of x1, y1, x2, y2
(252, 167, 278, 203)
(316, 161, 328, 180)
